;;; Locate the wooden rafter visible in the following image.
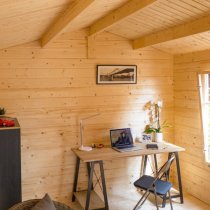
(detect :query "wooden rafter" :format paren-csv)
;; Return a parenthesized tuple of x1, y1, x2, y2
(133, 14, 210, 49)
(41, 0, 95, 47)
(89, 0, 157, 36)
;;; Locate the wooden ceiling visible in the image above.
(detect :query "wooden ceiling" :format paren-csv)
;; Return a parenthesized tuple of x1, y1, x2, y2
(108, 0, 210, 39)
(0, 0, 70, 49)
(2, 0, 210, 54)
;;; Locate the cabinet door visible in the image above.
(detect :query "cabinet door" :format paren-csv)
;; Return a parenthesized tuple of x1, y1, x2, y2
(0, 129, 21, 210)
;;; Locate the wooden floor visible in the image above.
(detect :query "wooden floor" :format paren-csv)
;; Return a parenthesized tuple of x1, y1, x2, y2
(64, 188, 210, 210)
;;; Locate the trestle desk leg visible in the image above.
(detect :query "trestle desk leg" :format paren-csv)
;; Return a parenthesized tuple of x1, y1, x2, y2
(162, 153, 173, 207)
(167, 153, 173, 178)
(175, 152, 184, 204)
(140, 155, 148, 176)
(163, 152, 184, 205)
(140, 156, 145, 176)
(72, 157, 80, 202)
(87, 162, 94, 190)
(85, 162, 94, 210)
(154, 154, 158, 175)
(99, 161, 109, 210)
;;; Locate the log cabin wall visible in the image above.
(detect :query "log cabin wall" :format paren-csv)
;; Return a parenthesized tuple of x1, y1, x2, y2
(0, 29, 174, 202)
(174, 51, 210, 205)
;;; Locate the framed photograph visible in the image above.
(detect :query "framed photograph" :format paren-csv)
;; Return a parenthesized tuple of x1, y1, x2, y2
(142, 133, 152, 143)
(97, 65, 137, 84)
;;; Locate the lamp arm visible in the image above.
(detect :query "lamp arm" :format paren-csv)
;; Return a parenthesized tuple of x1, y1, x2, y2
(80, 120, 83, 147)
(79, 113, 100, 151)
(82, 113, 100, 121)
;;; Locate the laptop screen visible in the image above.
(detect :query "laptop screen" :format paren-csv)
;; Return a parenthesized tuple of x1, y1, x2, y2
(110, 128, 133, 147)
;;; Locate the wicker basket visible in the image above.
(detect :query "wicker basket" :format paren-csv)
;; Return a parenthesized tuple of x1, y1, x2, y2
(9, 199, 73, 210)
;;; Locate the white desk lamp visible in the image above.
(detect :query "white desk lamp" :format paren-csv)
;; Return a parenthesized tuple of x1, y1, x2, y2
(79, 113, 100, 151)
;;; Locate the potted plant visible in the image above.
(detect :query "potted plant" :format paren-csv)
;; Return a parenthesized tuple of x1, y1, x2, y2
(143, 100, 170, 142)
(144, 120, 170, 142)
(0, 107, 6, 115)
(0, 108, 15, 127)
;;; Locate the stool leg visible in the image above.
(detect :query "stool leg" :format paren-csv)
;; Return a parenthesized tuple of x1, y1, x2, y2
(133, 191, 150, 210)
(168, 190, 173, 210)
(154, 189, 159, 210)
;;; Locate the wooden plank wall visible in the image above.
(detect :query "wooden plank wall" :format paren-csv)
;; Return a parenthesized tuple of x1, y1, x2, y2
(174, 51, 210, 205)
(0, 29, 173, 203)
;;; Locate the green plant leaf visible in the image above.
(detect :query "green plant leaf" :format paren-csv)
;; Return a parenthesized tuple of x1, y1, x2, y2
(0, 107, 5, 115)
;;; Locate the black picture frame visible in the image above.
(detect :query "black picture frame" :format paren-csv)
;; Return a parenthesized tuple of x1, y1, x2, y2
(142, 133, 152, 143)
(96, 65, 137, 84)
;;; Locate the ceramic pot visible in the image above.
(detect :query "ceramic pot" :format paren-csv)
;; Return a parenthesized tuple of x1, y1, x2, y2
(155, 132, 163, 142)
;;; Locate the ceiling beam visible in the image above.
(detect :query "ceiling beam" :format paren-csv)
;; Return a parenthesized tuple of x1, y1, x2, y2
(133, 14, 210, 49)
(41, 0, 95, 47)
(89, 0, 157, 36)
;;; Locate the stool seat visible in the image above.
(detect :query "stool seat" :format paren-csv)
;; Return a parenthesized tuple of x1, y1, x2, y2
(134, 175, 172, 195)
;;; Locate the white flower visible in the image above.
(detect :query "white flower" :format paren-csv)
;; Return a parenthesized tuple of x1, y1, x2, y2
(157, 100, 163, 107)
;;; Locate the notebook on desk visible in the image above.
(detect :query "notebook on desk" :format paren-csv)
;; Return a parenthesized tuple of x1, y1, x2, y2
(110, 128, 143, 152)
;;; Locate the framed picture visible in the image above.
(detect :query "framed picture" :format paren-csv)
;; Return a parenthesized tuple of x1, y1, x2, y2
(142, 133, 152, 143)
(96, 65, 137, 84)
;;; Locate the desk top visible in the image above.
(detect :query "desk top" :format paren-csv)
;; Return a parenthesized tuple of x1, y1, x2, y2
(72, 142, 185, 162)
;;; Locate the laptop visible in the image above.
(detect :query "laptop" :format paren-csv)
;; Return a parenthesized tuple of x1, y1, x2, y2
(110, 128, 143, 152)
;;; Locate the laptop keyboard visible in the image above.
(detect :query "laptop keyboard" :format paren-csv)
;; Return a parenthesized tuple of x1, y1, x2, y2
(117, 146, 144, 152)
(116, 145, 133, 149)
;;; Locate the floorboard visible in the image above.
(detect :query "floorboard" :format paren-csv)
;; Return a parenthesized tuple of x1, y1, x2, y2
(64, 188, 210, 210)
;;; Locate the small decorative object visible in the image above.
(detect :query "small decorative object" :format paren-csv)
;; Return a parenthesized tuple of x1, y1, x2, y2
(146, 143, 158, 150)
(96, 143, 104, 148)
(96, 65, 137, 84)
(0, 107, 6, 115)
(143, 100, 170, 142)
(141, 133, 152, 143)
(0, 118, 15, 127)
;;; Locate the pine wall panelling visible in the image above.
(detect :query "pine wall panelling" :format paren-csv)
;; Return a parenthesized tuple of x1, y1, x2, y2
(0, 29, 174, 203)
(174, 50, 210, 205)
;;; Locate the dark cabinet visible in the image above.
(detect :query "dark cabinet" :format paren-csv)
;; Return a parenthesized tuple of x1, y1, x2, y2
(0, 118, 21, 210)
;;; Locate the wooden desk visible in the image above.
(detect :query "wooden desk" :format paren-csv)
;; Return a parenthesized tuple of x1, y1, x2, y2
(72, 143, 185, 210)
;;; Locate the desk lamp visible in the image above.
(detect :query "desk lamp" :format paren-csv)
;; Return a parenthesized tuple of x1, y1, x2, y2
(79, 113, 100, 151)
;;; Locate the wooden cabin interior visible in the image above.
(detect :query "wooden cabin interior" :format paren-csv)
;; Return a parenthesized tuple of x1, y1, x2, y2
(0, 0, 210, 210)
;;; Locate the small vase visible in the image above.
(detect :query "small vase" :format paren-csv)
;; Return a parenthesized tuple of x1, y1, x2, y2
(155, 133, 163, 142)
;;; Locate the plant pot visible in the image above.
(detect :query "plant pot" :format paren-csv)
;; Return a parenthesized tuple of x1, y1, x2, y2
(155, 132, 163, 142)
